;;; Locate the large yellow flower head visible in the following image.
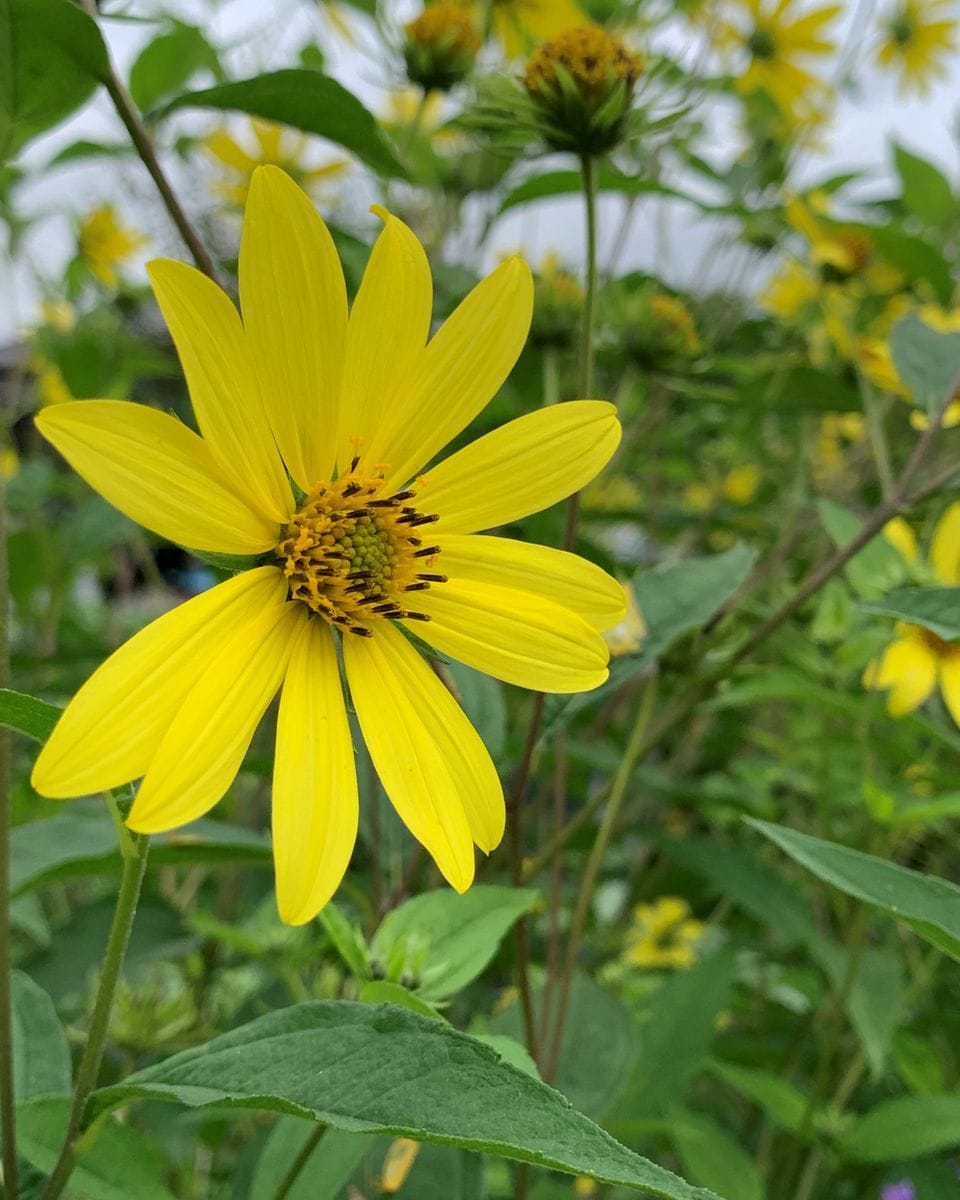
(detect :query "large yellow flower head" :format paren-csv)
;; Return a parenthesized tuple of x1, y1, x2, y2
(864, 504, 960, 726)
(31, 167, 623, 925)
(876, 0, 959, 96)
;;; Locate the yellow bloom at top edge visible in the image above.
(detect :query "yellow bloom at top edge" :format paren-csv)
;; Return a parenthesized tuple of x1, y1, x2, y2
(78, 205, 147, 289)
(875, 0, 959, 97)
(31, 166, 624, 927)
(484, 0, 588, 58)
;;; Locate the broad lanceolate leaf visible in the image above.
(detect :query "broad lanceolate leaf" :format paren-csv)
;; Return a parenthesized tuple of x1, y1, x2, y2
(0, 687, 60, 741)
(894, 144, 955, 228)
(889, 311, 960, 418)
(93, 1001, 720, 1199)
(11, 971, 70, 1100)
(840, 1093, 960, 1163)
(0, 0, 108, 161)
(860, 587, 960, 642)
(749, 819, 960, 962)
(158, 70, 407, 178)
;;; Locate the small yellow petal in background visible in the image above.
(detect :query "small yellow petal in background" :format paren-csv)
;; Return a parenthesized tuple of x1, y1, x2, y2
(240, 165, 347, 489)
(380, 1139, 420, 1194)
(273, 619, 358, 925)
(423, 401, 621, 535)
(411, 579, 609, 693)
(930, 501, 960, 585)
(343, 624, 490, 887)
(436, 534, 626, 631)
(882, 516, 919, 565)
(938, 653, 960, 728)
(863, 633, 938, 717)
(36, 401, 279, 554)
(148, 259, 294, 524)
(128, 586, 300, 833)
(337, 210, 432, 472)
(372, 257, 534, 492)
(32, 568, 286, 798)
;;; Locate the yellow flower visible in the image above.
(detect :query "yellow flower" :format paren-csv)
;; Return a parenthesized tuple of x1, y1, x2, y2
(78, 205, 146, 288)
(36, 364, 75, 408)
(203, 120, 349, 209)
(623, 896, 704, 970)
(759, 259, 820, 320)
(574, 1178, 598, 1198)
(603, 582, 646, 657)
(31, 167, 623, 925)
(405, 3, 481, 91)
(0, 448, 18, 480)
(380, 1138, 420, 1193)
(813, 412, 865, 482)
(721, 464, 761, 505)
(876, 0, 958, 96)
(486, 0, 588, 58)
(864, 503, 960, 725)
(721, 0, 840, 120)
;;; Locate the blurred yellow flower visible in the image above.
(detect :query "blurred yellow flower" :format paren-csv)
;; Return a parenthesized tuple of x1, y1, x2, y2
(78, 205, 146, 288)
(864, 503, 960, 725)
(574, 1178, 598, 1198)
(36, 364, 75, 408)
(623, 896, 704, 970)
(1, 449, 18, 480)
(813, 412, 865, 481)
(380, 1138, 420, 1193)
(876, 0, 958, 96)
(485, 0, 587, 58)
(721, 464, 761, 505)
(760, 259, 819, 320)
(203, 119, 349, 209)
(603, 582, 646, 657)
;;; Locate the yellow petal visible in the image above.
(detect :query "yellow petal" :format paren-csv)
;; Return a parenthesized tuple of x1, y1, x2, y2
(930, 501, 960, 585)
(344, 622, 501, 887)
(32, 568, 287, 797)
(863, 633, 938, 717)
(939, 653, 960, 729)
(273, 619, 358, 925)
(203, 129, 258, 174)
(422, 401, 621, 535)
(369, 257, 534, 492)
(436, 534, 626, 631)
(410, 578, 609, 693)
(148, 259, 294, 524)
(36, 401, 278, 554)
(128, 589, 300, 832)
(239, 165, 347, 490)
(882, 516, 919, 565)
(337, 210, 432, 472)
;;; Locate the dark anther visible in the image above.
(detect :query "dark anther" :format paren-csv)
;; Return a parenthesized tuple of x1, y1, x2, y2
(404, 582, 430, 592)
(368, 498, 400, 508)
(341, 481, 362, 497)
(392, 490, 417, 501)
(346, 508, 373, 519)
(372, 603, 403, 615)
(346, 569, 371, 580)
(404, 611, 431, 622)
(405, 514, 440, 528)
(413, 546, 440, 558)
(348, 625, 374, 637)
(417, 573, 447, 583)
(350, 454, 360, 472)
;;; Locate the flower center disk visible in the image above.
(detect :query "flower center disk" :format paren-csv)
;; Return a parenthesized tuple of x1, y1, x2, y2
(276, 468, 445, 636)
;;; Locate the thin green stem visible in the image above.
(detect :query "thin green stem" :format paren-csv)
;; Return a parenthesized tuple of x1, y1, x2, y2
(40, 835, 150, 1200)
(542, 347, 560, 407)
(860, 380, 894, 498)
(273, 1123, 327, 1200)
(577, 154, 598, 402)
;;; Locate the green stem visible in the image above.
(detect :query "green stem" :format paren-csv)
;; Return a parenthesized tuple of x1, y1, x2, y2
(40, 835, 150, 1200)
(542, 347, 560, 407)
(860, 380, 894, 498)
(273, 1123, 327, 1200)
(0, 421, 17, 1199)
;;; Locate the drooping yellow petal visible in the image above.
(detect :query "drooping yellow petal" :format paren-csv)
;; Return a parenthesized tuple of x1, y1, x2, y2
(930, 501, 960, 585)
(239, 165, 347, 490)
(863, 632, 938, 717)
(436, 534, 626, 631)
(36, 401, 278, 554)
(344, 623, 499, 887)
(204, 129, 259, 174)
(938, 653, 960, 728)
(368, 257, 534, 492)
(410, 578, 609, 693)
(337, 210, 432, 472)
(128, 591, 301, 833)
(422, 401, 621, 535)
(882, 516, 919, 565)
(148, 259, 294, 524)
(32, 568, 287, 798)
(273, 619, 358, 925)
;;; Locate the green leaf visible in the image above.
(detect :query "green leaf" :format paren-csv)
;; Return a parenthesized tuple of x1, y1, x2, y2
(738, 366, 861, 414)
(0, 0, 108, 161)
(860, 587, 960, 641)
(894, 144, 955, 228)
(250, 1120, 372, 1200)
(818, 500, 906, 599)
(871, 227, 953, 305)
(371, 886, 538, 1001)
(840, 1094, 960, 1163)
(889, 312, 960, 417)
(669, 1112, 764, 1200)
(358, 980, 442, 1020)
(707, 1062, 806, 1133)
(319, 903, 370, 979)
(0, 687, 60, 741)
(158, 70, 406, 178)
(11, 971, 70, 1100)
(818, 944, 904, 1076)
(748, 819, 960, 962)
(129, 20, 221, 113)
(16, 1096, 177, 1200)
(497, 167, 679, 216)
(92, 1001, 719, 1199)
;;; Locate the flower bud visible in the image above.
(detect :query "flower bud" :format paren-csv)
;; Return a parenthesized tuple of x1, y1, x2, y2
(404, 3, 481, 92)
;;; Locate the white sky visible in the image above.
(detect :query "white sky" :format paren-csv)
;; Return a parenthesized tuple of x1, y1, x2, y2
(2, 0, 959, 341)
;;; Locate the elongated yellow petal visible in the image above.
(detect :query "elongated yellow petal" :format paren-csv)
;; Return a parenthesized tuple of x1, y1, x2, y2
(410, 579, 609, 693)
(239, 165, 347, 490)
(939, 654, 960, 728)
(32, 568, 287, 797)
(128, 589, 300, 832)
(863, 633, 938, 716)
(369, 257, 534, 492)
(882, 517, 918, 565)
(148, 259, 294, 524)
(421, 401, 621, 535)
(337, 210, 432, 472)
(273, 619, 358, 925)
(36, 401, 278, 554)
(344, 623, 500, 888)
(930, 501, 960, 585)
(437, 534, 626, 632)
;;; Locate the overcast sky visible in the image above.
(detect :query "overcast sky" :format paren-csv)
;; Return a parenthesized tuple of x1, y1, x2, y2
(3, 0, 959, 341)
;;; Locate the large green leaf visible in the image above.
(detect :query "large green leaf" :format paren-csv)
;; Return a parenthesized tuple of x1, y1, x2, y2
(894, 144, 955, 228)
(0, 0, 108, 161)
(889, 312, 960, 418)
(249, 1120, 373, 1200)
(371, 886, 538, 1001)
(129, 20, 221, 113)
(748, 819, 960, 961)
(11, 971, 70, 1100)
(93, 1001, 719, 1199)
(840, 1094, 960, 1163)
(497, 167, 681, 216)
(158, 70, 406, 178)
(860, 587, 960, 641)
